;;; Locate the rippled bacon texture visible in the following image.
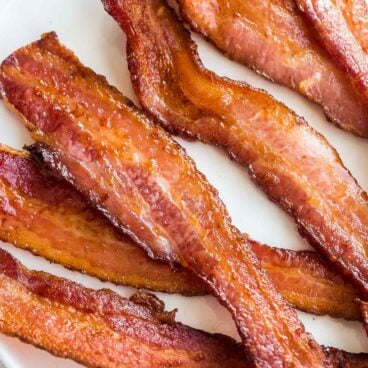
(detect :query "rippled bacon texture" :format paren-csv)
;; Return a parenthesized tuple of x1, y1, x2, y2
(0, 249, 366, 368)
(0, 145, 203, 295)
(102, 0, 368, 302)
(177, 0, 368, 137)
(249, 241, 360, 320)
(0, 145, 360, 320)
(0, 33, 329, 366)
(0, 248, 250, 368)
(295, 0, 368, 106)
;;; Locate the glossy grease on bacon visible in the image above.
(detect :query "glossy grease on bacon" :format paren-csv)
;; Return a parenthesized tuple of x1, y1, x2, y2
(0, 144, 359, 319)
(249, 240, 360, 320)
(0, 249, 366, 368)
(0, 145, 203, 295)
(0, 248, 250, 368)
(102, 0, 368, 302)
(177, 0, 368, 137)
(295, 0, 368, 106)
(0, 32, 329, 367)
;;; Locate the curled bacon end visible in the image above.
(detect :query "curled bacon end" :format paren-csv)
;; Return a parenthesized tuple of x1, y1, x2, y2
(178, 0, 368, 137)
(295, 0, 368, 106)
(0, 32, 328, 366)
(102, 0, 368, 301)
(0, 248, 251, 368)
(0, 144, 360, 320)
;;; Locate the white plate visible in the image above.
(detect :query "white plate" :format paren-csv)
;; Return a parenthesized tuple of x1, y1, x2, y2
(0, 1, 368, 367)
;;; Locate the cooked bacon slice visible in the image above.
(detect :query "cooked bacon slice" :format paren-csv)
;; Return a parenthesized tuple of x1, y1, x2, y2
(0, 145, 204, 296)
(101, 0, 368, 301)
(295, 0, 368, 106)
(0, 145, 360, 320)
(177, 0, 368, 137)
(249, 240, 360, 320)
(0, 33, 329, 366)
(0, 249, 365, 368)
(0, 248, 251, 368)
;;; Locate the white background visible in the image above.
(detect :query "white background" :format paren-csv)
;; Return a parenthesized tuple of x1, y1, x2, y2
(0, 0, 367, 366)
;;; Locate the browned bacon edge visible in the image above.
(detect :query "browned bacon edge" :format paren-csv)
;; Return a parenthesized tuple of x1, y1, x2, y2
(0, 247, 251, 368)
(177, 0, 368, 137)
(295, 0, 368, 107)
(0, 248, 366, 368)
(101, 0, 368, 303)
(0, 144, 204, 296)
(0, 33, 329, 366)
(0, 144, 360, 320)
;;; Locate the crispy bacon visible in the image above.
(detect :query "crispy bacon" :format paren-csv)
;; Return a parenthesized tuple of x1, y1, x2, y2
(295, 0, 368, 106)
(101, 0, 368, 301)
(0, 145, 360, 319)
(0, 249, 366, 368)
(177, 0, 368, 137)
(0, 33, 329, 366)
(249, 240, 360, 320)
(0, 145, 204, 296)
(0, 248, 250, 368)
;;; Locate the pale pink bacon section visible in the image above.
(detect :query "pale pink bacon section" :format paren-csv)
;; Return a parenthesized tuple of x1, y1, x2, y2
(0, 33, 329, 366)
(0, 145, 360, 320)
(295, 0, 368, 106)
(177, 0, 368, 137)
(102, 0, 368, 304)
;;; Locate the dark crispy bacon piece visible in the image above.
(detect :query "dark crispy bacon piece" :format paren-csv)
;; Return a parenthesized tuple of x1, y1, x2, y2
(0, 248, 250, 368)
(0, 249, 366, 368)
(0, 145, 360, 319)
(102, 0, 368, 301)
(0, 33, 329, 366)
(295, 0, 368, 106)
(177, 0, 368, 137)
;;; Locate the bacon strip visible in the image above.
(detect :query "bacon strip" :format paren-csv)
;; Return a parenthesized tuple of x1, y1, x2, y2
(101, 0, 368, 301)
(0, 248, 366, 368)
(0, 33, 329, 366)
(0, 145, 204, 296)
(0, 145, 360, 320)
(249, 240, 360, 320)
(294, 0, 368, 106)
(0, 248, 250, 368)
(177, 0, 368, 137)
